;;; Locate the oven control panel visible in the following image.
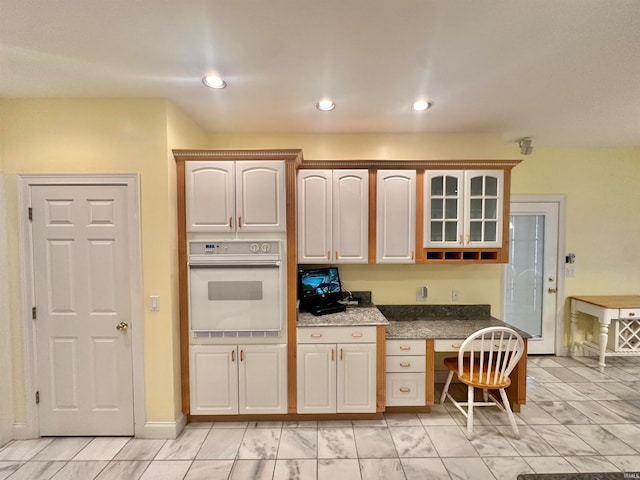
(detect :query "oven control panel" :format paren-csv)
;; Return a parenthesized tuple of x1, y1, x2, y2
(189, 240, 280, 256)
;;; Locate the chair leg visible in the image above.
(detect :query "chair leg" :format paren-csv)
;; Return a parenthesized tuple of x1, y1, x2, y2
(467, 384, 474, 436)
(499, 388, 520, 439)
(440, 370, 454, 404)
(482, 389, 489, 402)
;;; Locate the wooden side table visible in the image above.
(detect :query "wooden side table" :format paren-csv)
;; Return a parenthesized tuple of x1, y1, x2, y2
(571, 295, 640, 372)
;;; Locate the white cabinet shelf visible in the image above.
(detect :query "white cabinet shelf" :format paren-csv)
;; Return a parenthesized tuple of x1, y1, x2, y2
(190, 344, 287, 415)
(297, 169, 368, 264)
(424, 170, 504, 249)
(376, 170, 416, 264)
(186, 160, 286, 233)
(385, 339, 425, 407)
(297, 326, 376, 414)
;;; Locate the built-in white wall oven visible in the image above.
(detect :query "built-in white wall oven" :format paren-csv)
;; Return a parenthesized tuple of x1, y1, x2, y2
(188, 240, 284, 338)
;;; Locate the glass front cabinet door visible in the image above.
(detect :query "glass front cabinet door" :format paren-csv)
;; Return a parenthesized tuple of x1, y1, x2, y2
(424, 170, 504, 249)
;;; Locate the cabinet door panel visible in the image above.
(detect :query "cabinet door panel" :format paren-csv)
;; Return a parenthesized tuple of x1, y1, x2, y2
(297, 344, 336, 413)
(337, 343, 376, 413)
(189, 345, 238, 414)
(333, 170, 368, 263)
(376, 170, 416, 263)
(186, 162, 235, 232)
(464, 170, 504, 247)
(424, 171, 463, 247)
(239, 345, 287, 414)
(297, 170, 332, 263)
(236, 161, 286, 232)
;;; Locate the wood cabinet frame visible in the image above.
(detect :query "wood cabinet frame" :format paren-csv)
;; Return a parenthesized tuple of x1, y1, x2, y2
(175, 152, 521, 418)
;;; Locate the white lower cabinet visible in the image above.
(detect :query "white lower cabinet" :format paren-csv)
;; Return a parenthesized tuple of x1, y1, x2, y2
(297, 327, 377, 414)
(190, 344, 287, 415)
(385, 340, 426, 406)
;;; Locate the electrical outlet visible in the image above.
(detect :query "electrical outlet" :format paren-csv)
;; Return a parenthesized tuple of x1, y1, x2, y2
(452, 290, 459, 302)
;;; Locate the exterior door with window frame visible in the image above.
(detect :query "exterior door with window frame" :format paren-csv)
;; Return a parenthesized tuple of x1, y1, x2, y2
(503, 199, 562, 355)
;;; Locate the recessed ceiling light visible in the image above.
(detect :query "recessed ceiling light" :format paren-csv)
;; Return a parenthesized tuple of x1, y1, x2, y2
(316, 99, 335, 111)
(411, 100, 432, 111)
(202, 75, 227, 89)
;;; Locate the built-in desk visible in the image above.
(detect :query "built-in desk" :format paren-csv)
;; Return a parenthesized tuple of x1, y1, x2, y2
(385, 317, 529, 412)
(571, 295, 640, 372)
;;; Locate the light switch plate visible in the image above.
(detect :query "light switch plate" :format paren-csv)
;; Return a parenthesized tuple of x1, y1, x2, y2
(150, 295, 160, 311)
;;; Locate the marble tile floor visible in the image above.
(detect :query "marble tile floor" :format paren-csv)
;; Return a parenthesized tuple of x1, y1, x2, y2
(3, 355, 640, 480)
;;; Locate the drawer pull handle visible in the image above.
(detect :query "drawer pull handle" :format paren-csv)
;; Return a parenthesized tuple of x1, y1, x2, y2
(451, 344, 462, 349)
(400, 362, 411, 367)
(352, 332, 363, 338)
(629, 312, 636, 317)
(331, 349, 335, 361)
(400, 388, 411, 393)
(399, 346, 412, 351)
(310, 333, 323, 338)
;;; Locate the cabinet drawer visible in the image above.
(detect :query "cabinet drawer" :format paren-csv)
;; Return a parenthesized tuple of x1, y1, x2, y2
(620, 309, 640, 319)
(434, 338, 504, 352)
(385, 373, 425, 406)
(297, 326, 376, 344)
(386, 339, 426, 356)
(385, 355, 425, 373)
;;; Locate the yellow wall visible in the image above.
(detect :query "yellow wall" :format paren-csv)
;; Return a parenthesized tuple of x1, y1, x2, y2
(2, 98, 639, 429)
(207, 133, 640, 334)
(0, 98, 204, 424)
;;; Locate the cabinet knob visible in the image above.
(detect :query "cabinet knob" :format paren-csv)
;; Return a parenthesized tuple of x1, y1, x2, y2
(630, 312, 636, 317)
(399, 388, 411, 393)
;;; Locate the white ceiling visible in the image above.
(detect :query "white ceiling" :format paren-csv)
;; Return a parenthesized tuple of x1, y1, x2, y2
(2, 0, 639, 147)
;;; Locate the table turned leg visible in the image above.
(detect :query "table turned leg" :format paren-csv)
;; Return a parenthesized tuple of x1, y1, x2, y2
(598, 322, 609, 372)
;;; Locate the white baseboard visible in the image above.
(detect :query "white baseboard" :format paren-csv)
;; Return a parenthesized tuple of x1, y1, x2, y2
(142, 413, 187, 439)
(12, 422, 34, 440)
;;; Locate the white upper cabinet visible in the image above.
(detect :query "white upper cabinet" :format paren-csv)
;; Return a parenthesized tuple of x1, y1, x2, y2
(376, 170, 416, 264)
(297, 169, 368, 264)
(424, 170, 504, 248)
(186, 160, 286, 233)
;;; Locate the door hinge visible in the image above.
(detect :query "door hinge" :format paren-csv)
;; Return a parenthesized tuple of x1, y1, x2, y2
(32, 307, 37, 320)
(35, 391, 40, 404)
(28, 207, 32, 221)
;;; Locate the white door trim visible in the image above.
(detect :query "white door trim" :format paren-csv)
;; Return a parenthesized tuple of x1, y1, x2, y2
(0, 174, 15, 447)
(18, 174, 145, 438)
(507, 194, 568, 356)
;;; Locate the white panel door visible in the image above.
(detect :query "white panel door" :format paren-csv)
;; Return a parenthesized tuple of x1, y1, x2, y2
(31, 185, 134, 436)
(297, 170, 332, 263)
(236, 161, 286, 232)
(336, 343, 376, 413)
(190, 345, 238, 415)
(239, 344, 287, 414)
(185, 161, 235, 232)
(376, 170, 416, 263)
(297, 344, 336, 414)
(333, 170, 369, 263)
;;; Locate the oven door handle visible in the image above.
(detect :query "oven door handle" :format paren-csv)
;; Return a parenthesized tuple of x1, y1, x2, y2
(188, 259, 281, 267)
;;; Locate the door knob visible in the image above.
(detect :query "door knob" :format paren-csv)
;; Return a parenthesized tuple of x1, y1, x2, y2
(548, 288, 557, 293)
(116, 321, 129, 331)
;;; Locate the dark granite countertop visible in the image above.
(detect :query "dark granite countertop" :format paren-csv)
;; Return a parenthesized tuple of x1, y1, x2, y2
(296, 296, 531, 338)
(297, 307, 388, 327)
(385, 318, 531, 340)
